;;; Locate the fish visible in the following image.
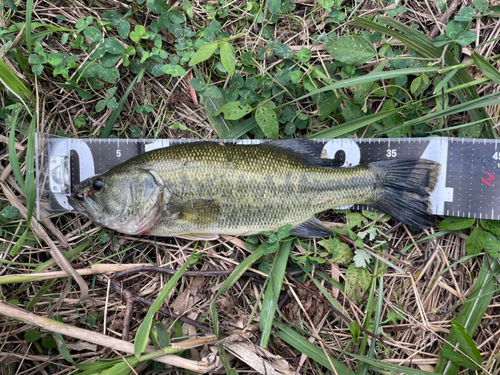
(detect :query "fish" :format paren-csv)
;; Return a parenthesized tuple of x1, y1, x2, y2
(68, 140, 441, 240)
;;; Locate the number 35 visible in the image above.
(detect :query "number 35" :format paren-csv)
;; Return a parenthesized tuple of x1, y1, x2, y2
(386, 149, 397, 157)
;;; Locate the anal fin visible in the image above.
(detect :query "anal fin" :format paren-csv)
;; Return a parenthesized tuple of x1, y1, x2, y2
(290, 217, 333, 238)
(177, 233, 220, 241)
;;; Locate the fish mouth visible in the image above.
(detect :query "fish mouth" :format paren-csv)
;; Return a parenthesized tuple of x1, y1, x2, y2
(68, 194, 89, 216)
(68, 189, 103, 219)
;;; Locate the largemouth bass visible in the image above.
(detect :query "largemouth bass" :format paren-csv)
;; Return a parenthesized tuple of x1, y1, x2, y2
(68, 140, 440, 240)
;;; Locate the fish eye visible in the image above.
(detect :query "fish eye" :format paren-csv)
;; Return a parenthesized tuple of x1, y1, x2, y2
(92, 178, 105, 191)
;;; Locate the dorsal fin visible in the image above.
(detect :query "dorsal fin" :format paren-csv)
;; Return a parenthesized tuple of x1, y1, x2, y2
(265, 139, 340, 168)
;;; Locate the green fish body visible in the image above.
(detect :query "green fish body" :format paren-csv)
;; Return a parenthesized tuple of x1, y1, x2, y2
(69, 140, 440, 239)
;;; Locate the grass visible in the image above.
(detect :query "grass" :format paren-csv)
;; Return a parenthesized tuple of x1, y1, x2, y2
(1, 0, 500, 374)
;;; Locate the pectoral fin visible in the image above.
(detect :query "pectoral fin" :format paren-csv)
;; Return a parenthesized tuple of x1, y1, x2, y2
(290, 217, 333, 238)
(167, 199, 222, 226)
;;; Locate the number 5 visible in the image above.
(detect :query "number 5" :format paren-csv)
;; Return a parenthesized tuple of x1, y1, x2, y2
(116, 149, 121, 157)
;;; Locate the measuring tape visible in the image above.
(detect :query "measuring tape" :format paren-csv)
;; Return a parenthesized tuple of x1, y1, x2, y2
(35, 134, 500, 222)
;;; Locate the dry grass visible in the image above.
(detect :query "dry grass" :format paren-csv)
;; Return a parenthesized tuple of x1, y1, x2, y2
(1, 0, 500, 374)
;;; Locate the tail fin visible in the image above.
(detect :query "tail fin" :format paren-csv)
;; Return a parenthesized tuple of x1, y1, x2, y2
(370, 159, 441, 229)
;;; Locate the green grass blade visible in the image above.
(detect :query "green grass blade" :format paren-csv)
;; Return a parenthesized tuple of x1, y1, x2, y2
(275, 67, 440, 110)
(222, 117, 256, 139)
(273, 320, 350, 375)
(7, 106, 25, 191)
(359, 272, 383, 375)
(134, 250, 199, 357)
(260, 240, 291, 348)
(433, 69, 458, 94)
(376, 92, 500, 136)
(10, 115, 36, 256)
(26, 0, 34, 55)
(209, 243, 266, 337)
(348, 353, 443, 375)
(308, 108, 399, 139)
(208, 242, 267, 374)
(351, 17, 496, 139)
(0, 59, 32, 101)
(101, 69, 144, 138)
(436, 258, 500, 374)
(471, 52, 500, 85)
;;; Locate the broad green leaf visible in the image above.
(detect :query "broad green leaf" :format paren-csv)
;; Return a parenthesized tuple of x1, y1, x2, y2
(349, 321, 361, 344)
(189, 42, 217, 66)
(290, 70, 303, 83)
(274, 43, 294, 59)
(410, 76, 422, 94)
(183, 0, 193, 18)
(24, 329, 41, 342)
(446, 20, 465, 39)
(465, 227, 485, 256)
(483, 231, 500, 258)
(449, 320, 482, 365)
(255, 107, 279, 138)
(41, 335, 57, 349)
(219, 42, 236, 76)
(440, 348, 482, 371)
(455, 31, 477, 46)
(267, 0, 281, 14)
(474, 0, 488, 12)
(83, 26, 103, 42)
(162, 64, 186, 77)
(168, 9, 185, 24)
(102, 11, 121, 26)
(481, 219, 500, 236)
(345, 264, 371, 303)
(103, 38, 122, 54)
(117, 20, 130, 38)
(147, 0, 170, 14)
(275, 68, 291, 86)
(438, 217, 476, 231)
(98, 65, 120, 83)
(324, 241, 353, 265)
(203, 85, 222, 98)
(213, 101, 252, 120)
(297, 48, 312, 63)
(353, 249, 371, 268)
(100, 53, 121, 68)
(326, 35, 376, 66)
(0, 206, 20, 220)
